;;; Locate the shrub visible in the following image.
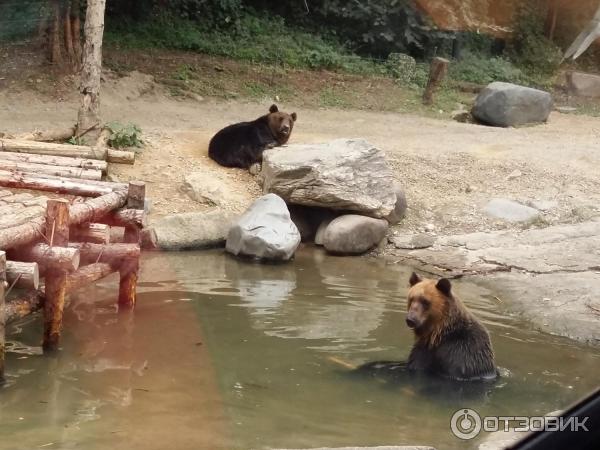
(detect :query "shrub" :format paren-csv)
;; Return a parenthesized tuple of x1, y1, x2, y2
(450, 52, 527, 85)
(106, 122, 143, 149)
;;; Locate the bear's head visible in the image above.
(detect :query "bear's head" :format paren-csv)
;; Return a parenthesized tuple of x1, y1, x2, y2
(267, 104, 297, 145)
(406, 272, 455, 345)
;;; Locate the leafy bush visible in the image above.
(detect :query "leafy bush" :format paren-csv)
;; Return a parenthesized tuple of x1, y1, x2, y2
(450, 52, 527, 85)
(508, 5, 562, 77)
(106, 122, 143, 149)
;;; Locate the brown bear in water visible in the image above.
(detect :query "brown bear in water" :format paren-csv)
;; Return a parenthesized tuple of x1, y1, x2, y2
(208, 104, 297, 169)
(404, 272, 498, 381)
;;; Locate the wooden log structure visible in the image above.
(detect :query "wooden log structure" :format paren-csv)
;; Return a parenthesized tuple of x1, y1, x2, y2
(423, 57, 449, 106)
(140, 227, 158, 250)
(0, 251, 5, 383)
(119, 259, 138, 309)
(43, 199, 70, 352)
(0, 138, 135, 165)
(123, 181, 146, 244)
(10, 243, 80, 272)
(4, 289, 44, 323)
(0, 189, 128, 251)
(68, 242, 140, 266)
(0, 138, 107, 160)
(66, 262, 115, 292)
(0, 151, 107, 172)
(71, 223, 110, 244)
(0, 160, 102, 181)
(105, 209, 146, 229)
(0, 170, 118, 197)
(6, 261, 39, 290)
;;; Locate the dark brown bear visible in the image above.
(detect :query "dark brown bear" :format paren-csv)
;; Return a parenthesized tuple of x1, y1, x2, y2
(404, 272, 498, 381)
(208, 104, 297, 169)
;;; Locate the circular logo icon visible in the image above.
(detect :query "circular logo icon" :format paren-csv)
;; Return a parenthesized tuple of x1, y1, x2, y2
(450, 408, 482, 440)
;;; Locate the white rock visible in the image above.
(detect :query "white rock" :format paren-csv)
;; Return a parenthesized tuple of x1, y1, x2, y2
(262, 139, 396, 219)
(226, 194, 300, 261)
(484, 198, 541, 222)
(323, 214, 389, 255)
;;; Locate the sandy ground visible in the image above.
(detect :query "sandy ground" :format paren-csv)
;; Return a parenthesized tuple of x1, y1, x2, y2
(1, 70, 599, 238)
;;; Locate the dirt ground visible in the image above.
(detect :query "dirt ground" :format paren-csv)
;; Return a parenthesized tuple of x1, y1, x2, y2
(1, 69, 600, 240)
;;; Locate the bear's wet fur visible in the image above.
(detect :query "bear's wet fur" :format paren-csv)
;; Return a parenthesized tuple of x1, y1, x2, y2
(358, 273, 498, 382)
(208, 104, 297, 169)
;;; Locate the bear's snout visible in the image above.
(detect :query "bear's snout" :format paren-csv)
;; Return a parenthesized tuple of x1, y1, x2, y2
(406, 312, 420, 329)
(280, 124, 291, 135)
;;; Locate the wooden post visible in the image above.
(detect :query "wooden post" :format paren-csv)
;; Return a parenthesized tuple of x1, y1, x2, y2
(118, 259, 138, 310)
(124, 182, 145, 243)
(423, 57, 449, 106)
(0, 251, 6, 383)
(43, 199, 70, 352)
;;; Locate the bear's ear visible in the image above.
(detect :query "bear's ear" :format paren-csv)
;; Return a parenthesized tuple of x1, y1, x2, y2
(291, 112, 297, 121)
(436, 278, 452, 296)
(409, 272, 422, 287)
(269, 104, 279, 113)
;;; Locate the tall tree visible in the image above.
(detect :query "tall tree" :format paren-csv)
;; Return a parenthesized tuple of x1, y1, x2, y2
(77, 0, 107, 143)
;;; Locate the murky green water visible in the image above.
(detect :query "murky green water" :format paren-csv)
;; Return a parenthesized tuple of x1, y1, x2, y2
(1, 249, 599, 450)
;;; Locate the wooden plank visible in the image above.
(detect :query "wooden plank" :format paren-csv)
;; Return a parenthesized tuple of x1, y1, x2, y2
(0, 152, 107, 172)
(0, 170, 117, 197)
(0, 160, 102, 180)
(66, 262, 115, 292)
(0, 138, 107, 160)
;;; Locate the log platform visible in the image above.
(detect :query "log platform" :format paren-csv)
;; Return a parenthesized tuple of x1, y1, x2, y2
(0, 135, 145, 381)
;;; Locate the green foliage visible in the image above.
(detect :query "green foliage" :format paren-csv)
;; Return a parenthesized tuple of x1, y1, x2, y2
(508, 5, 562, 77)
(450, 52, 527, 85)
(106, 13, 387, 74)
(67, 136, 83, 146)
(106, 122, 144, 149)
(0, 0, 48, 40)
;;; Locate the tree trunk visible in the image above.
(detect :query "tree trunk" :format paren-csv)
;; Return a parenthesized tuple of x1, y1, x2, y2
(77, 0, 107, 143)
(64, 3, 75, 65)
(423, 57, 449, 106)
(49, 0, 63, 65)
(72, 0, 83, 68)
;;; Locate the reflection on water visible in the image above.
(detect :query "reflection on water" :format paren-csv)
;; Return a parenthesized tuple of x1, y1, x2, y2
(1, 249, 599, 450)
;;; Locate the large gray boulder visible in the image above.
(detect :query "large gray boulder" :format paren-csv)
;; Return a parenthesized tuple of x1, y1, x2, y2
(151, 209, 236, 250)
(262, 139, 396, 219)
(323, 214, 389, 255)
(226, 194, 301, 261)
(484, 198, 541, 222)
(472, 82, 553, 127)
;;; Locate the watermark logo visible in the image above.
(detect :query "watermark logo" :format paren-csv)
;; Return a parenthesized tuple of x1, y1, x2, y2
(450, 409, 590, 440)
(450, 409, 482, 440)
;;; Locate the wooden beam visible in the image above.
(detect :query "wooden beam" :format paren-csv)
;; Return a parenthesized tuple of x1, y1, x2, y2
(0, 160, 102, 180)
(43, 199, 70, 352)
(10, 243, 80, 272)
(68, 242, 140, 265)
(71, 223, 110, 244)
(0, 151, 107, 172)
(108, 149, 135, 164)
(0, 170, 116, 197)
(6, 261, 39, 290)
(66, 262, 115, 292)
(0, 251, 5, 383)
(0, 138, 107, 160)
(106, 209, 146, 228)
(423, 57, 449, 106)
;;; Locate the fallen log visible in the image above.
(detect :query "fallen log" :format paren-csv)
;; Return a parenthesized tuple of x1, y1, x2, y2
(68, 242, 140, 265)
(66, 262, 115, 292)
(4, 289, 44, 323)
(14, 126, 76, 142)
(0, 138, 107, 160)
(0, 151, 107, 172)
(0, 190, 128, 250)
(108, 149, 135, 164)
(0, 170, 119, 197)
(423, 57, 449, 106)
(6, 261, 39, 290)
(71, 223, 110, 244)
(0, 160, 102, 181)
(11, 243, 80, 272)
